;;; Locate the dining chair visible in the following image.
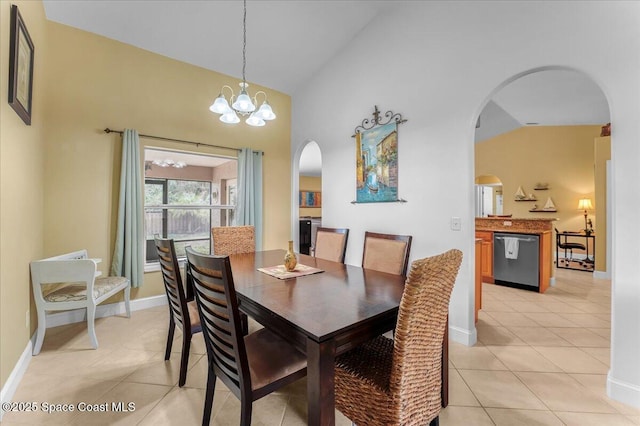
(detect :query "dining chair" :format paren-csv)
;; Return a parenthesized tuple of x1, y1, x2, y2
(211, 225, 255, 335)
(362, 231, 413, 276)
(185, 248, 307, 426)
(314, 227, 349, 263)
(335, 249, 463, 426)
(211, 225, 256, 255)
(154, 237, 202, 387)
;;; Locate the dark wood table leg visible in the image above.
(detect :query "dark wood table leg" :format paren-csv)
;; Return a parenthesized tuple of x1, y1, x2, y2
(307, 338, 336, 426)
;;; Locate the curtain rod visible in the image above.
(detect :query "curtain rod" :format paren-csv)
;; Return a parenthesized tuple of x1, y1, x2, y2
(103, 128, 242, 153)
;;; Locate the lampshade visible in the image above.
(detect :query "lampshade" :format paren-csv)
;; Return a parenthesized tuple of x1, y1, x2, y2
(246, 112, 265, 127)
(256, 101, 276, 120)
(231, 90, 256, 113)
(209, 95, 230, 114)
(220, 110, 240, 124)
(577, 198, 593, 211)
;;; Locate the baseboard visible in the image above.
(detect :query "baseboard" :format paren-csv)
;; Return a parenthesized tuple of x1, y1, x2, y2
(608, 371, 640, 409)
(0, 294, 168, 421)
(45, 295, 167, 328)
(0, 338, 33, 421)
(449, 324, 477, 346)
(594, 270, 611, 280)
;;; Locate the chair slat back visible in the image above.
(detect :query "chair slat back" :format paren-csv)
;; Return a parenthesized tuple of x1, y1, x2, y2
(362, 231, 413, 276)
(186, 247, 250, 399)
(212, 226, 256, 255)
(154, 238, 189, 332)
(314, 227, 349, 263)
(390, 249, 462, 423)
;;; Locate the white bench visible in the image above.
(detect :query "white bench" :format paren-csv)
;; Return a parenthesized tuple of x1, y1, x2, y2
(30, 250, 131, 355)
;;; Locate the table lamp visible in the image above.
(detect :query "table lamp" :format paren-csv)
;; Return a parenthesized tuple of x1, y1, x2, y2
(577, 198, 593, 233)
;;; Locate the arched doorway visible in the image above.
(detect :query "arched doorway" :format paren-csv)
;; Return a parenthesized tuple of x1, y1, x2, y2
(474, 67, 611, 276)
(291, 140, 322, 253)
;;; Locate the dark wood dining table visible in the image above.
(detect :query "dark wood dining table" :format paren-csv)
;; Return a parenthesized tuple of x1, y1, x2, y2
(227, 249, 447, 426)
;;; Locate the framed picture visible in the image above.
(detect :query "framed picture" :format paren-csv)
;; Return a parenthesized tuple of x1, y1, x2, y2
(8, 5, 35, 125)
(300, 191, 321, 208)
(353, 106, 406, 203)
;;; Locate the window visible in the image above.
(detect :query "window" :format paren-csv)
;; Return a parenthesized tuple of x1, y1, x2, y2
(144, 149, 237, 264)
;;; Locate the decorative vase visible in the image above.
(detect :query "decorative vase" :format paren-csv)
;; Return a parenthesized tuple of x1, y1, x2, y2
(284, 240, 298, 272)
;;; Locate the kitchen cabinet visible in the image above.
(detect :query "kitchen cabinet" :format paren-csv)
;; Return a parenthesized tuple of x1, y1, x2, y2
(475, 238, 482, 323)
(475, 230, 494, 283)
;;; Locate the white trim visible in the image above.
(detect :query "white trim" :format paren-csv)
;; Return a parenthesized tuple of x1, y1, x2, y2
(449, 324, 477, 346)
(594, 271, 610, 280)
(0, 338, 33, 421)
(549, 276, 556, 287)
(44, 295, 167, 329)
(608, 371, 640, 409)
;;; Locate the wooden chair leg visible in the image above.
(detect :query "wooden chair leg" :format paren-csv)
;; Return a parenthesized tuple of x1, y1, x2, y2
(202, 370, 217, 426)
(33, 312, 47, 355)
(240, 399, 252, 426)
(165, 317, 175, 361)
(178, 331, 192, 387)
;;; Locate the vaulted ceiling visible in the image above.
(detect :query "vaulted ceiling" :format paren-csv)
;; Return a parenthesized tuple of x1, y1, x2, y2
(43, 1, 611, 173)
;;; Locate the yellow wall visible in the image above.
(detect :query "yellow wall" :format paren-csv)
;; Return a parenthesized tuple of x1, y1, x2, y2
(299, 175, 322, 218)
(594, 136, 611, 271)
(0, 1, 48, 388)
(42, 22, 292, 302)
(476, 125, 601, 235)
(1, 7, 292, 389)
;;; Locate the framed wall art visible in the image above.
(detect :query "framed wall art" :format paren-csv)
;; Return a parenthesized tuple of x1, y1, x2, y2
(8, 5, 35, 125)
(353, 106, 407, 203)
(300, 191, 321, 208)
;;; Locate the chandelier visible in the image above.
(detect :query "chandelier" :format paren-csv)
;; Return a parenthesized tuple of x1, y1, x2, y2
(209, 0, 276, 126)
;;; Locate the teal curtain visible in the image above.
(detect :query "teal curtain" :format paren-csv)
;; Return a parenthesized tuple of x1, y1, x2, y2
(235, 148, 263, 250)
(111, 129, 144, 287)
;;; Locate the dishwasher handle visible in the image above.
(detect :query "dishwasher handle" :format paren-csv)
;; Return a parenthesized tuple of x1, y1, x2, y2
(494, 236, 538, 243)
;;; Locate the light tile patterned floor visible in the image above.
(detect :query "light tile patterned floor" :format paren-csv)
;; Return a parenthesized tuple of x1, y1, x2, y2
(4, 268, 640, 425)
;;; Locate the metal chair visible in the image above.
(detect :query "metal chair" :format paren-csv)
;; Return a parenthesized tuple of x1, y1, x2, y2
(335, 249, 463, 426)
(154, 237, 202, 387)
(555, 227, 586, 268)
(185, 248, 307, 426)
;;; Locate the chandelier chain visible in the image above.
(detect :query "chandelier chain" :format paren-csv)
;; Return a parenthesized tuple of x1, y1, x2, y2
(242, 0, 247, 86)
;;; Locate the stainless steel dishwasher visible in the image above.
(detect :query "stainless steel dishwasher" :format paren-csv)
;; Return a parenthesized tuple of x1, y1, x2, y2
(493, 233, 539, 290)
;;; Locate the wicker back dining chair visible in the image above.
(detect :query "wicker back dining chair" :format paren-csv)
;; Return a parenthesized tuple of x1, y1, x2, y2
(314, 227, 349, 263)
(362, 231, 413, 276)
(185, 248, 307, 426)
(212, 225, 256, 255)
(154, 237, 202, 387)
(211, 225, 256, 335)
(335, 249, 463, 426)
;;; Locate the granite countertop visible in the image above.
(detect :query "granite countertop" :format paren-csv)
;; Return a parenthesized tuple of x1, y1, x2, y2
(476, 217, 556, 234)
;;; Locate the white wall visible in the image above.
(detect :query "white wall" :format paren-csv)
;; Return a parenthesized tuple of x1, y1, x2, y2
(291, 1, 640, 408)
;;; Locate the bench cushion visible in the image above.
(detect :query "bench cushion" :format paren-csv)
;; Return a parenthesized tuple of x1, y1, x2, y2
(44, 276, 129, 302)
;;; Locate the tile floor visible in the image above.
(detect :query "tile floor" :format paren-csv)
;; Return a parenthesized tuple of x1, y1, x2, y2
(3, 268, 640, 425)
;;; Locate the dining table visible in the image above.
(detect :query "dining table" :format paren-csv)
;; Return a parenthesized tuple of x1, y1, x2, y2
(227, 249, 447, 426)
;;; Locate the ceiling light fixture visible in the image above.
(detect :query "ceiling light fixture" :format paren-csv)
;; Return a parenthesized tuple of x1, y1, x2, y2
(209, 0, 276, 127)
(151, 159, 187, 168)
